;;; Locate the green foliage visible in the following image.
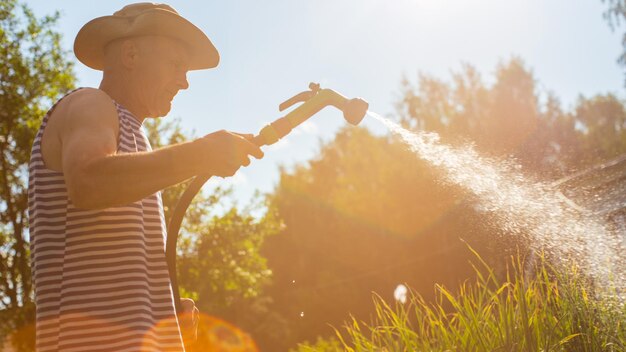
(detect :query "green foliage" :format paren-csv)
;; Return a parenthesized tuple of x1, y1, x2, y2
(0, 0, 75, 349)
(299, 251, 626, 351)
(181, 201, 289, 352)
(291, 336, 343, 352)
(178, 203, 280, 312)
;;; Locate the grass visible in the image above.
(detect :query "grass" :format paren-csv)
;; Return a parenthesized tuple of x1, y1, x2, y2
(294, 248, 626, 352)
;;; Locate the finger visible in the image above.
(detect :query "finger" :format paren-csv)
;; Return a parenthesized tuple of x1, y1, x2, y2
(241, 139, 264, 159)
(252, 147, 264, 159)
(241, 156, 251, 167)
(232, 132, 254, 141)
(231, 133, 263, 159)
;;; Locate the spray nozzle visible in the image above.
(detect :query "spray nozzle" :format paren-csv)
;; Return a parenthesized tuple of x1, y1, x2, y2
(254, 82, 369, 146)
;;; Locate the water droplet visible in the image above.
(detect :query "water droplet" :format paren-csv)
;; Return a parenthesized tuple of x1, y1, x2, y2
(300, 311, 304, 317)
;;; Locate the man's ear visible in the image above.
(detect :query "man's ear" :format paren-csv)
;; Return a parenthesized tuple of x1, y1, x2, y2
(120, 39, 139, 69)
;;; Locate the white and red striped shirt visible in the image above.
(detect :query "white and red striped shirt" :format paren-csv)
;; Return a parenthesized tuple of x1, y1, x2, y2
(28, 90, 184, 352)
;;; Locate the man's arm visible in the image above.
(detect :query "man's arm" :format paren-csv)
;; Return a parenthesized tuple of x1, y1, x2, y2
(60, 89, 263, 209)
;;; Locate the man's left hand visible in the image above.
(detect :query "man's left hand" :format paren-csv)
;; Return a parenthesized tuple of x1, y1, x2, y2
(179, 298, 199, 343)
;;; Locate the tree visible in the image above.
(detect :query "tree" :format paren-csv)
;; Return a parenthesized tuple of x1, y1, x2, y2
(603, 0, 626, 70)
(398, 58, 592, 176)
(0, 0, 75, 350)
(573, 94, 626, 165)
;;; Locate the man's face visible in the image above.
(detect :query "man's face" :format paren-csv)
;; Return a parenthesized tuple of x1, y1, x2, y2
(132, 36, 190, 118)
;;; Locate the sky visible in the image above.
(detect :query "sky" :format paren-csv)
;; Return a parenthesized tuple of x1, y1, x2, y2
(27, 0, 625, 208)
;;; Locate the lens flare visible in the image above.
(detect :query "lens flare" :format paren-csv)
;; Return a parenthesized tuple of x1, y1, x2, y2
(192, 314, 259, 352)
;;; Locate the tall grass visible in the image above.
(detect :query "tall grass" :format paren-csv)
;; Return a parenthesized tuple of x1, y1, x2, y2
(294, 249, 626, 352)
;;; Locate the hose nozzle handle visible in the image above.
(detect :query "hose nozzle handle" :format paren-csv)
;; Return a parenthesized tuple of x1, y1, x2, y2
(278, 82, 321, 112)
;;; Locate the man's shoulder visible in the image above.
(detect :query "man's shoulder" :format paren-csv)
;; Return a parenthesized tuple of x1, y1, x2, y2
(57, 88, 119, 128)
(41, 89, 119, 172)
(63, 88, 116, 114)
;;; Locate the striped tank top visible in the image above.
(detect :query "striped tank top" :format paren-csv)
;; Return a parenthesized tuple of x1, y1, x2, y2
(28, 90, 185, 352)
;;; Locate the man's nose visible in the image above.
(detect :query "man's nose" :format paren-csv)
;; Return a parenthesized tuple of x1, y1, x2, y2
(177, 72, 189, 90)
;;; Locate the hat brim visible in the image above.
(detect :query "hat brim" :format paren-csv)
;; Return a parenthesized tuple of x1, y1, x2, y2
(74, 9, 219, 71)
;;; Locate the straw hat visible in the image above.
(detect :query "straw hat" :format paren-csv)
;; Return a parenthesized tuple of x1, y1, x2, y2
(74, 2, 219, 71)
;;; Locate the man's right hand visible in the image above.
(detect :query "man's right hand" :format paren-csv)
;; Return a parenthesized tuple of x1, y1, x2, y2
(195, 130, 264, 177)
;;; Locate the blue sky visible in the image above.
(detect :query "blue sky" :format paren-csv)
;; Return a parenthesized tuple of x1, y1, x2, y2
(28, 0, 625, 207)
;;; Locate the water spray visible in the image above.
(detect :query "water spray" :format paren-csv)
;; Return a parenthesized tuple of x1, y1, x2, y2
(368, 111, 626, 299)
(166, 83, 368, 315)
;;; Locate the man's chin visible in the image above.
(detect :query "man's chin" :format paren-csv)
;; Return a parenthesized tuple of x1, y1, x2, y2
(151, 103, 172, 118)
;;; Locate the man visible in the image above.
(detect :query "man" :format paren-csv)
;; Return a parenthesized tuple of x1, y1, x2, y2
(28, 3, 263, 351)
